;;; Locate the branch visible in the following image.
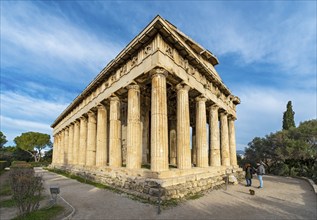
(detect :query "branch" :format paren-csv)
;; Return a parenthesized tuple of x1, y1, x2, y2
(20, 148, 36, 158)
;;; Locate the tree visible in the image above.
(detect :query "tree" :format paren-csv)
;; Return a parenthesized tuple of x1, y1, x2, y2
(0, 131, 8, 148)
(14, 132, 52, 162)
(0, 146, 33, 163)
(283, 101, 295, 130)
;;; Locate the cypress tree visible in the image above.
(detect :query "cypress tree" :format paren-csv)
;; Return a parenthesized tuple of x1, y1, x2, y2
(282, 101, 295, 130)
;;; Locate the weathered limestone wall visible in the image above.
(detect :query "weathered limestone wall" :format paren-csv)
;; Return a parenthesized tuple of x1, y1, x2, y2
(52, 165, 243, 201)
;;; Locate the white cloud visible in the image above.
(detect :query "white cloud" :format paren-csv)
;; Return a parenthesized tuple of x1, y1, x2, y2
(235, 86, 317, 150)
(0, 91, 68, 145)
(184, 2, 316, 78)
(1, 2, 122, 82)
(0, 115, 52, 146)
(0, 91, 68, 122)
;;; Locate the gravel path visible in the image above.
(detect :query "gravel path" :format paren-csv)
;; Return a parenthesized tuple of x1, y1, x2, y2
(36, 168, 317, 220)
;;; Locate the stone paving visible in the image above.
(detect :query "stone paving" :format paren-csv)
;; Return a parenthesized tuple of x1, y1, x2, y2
(37, 168, 317, 220)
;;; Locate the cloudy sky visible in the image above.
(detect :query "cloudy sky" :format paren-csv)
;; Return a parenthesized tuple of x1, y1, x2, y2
(1, 1, 316, 150)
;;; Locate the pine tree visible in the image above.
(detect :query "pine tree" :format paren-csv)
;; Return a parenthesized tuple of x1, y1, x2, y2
(282, 101, 295, 130)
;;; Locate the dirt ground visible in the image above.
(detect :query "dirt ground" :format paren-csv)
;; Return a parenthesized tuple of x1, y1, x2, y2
(41, 168, 317, 219)
(1, 168, 316, 220)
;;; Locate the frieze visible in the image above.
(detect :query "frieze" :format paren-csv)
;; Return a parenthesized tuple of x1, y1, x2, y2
(144, 45, 152, 56)
(165, 45, 174, 59)
(131, 56, 138, 67)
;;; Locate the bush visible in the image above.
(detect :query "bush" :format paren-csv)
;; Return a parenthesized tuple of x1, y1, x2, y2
(29, 161, 50, 168)
(9, 165, 43, 216)
(11, 161, 31, 168)
(271, 163, 289, 176)
(0, 160, 10, 170)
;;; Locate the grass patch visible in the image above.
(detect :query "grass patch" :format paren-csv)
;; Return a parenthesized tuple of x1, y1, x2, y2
(186, 193, 204, 200)
(13, 205, 64, 220)
(0, 198, 15, 207)
(46, 168, 122, 194)
(0, 170, 6, 176)
(0, 182, 12, 196)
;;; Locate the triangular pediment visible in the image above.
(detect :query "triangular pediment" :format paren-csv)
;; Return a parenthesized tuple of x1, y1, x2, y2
(100, 15, 225, 89)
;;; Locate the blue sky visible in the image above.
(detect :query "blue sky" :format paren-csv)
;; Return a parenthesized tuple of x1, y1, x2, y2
(1, 1, 316, 150)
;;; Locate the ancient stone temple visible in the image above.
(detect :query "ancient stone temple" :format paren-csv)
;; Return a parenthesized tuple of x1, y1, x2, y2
(51, 15, 242, 200)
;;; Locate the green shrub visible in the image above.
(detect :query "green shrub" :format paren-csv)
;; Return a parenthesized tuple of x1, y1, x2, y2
(29, 161, 50, 167)
(9, 167, 43, 216)
(0, 160, 10, 170)
(11, 161, 31, 168)
(271, 163, 289, 176)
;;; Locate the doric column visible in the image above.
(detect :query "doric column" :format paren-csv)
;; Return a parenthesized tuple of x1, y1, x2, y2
(126, 85, 141, 169)
(209, 105, 221, 166)
(220, 112, 230, 166)
(68, 123, 74, 165)
(176, 83, 191, 169)
(57, 132, 62, 164)
(52, 135, 57, 164)
(109, 96, 122, 167)
(192, 127, 196, 165)
(86, 111, 97, 166)
(73, 120, 80, 165)
(228, 116, 238, 166)
(150, 69, 169, 172)
(64, 127, 69, 164)
(195, 96, 208, 168)
(96, 104, 108, 167)
(169, 118, 177, 166)
(79, 116, 88, 166)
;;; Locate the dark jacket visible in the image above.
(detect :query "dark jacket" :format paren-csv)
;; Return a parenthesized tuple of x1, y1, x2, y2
(245, 166, 253, 179)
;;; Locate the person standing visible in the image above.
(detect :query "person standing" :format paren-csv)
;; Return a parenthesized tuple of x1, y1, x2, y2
(256, 162, 265, 188)
(244, 163, 253, 187)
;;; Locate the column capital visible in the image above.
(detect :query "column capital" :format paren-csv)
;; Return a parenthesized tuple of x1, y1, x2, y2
(150, 67, 168, 78)
(109, 95, 120, 102)
(97, 103, 106, 110)
(126, 84, 140, 91)
(228, 114, 237, 121)
(176, 82, 190, 91)
(219, 110, 228, 116)
(195, 95, 207, 102)
(87, 110, 96, 119)
(208, 104, 219, 111)
(80, 115, 88, 122)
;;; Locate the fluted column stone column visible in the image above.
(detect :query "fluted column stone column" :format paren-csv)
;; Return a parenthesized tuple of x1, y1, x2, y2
(150, 69, 169, 172)
(58, 132, 63, 164)
(209, 105, 221, 166)
(176, 83, 191, 169)
(195, 96, 208, 168)
(192, 127, 196, 165)
(109, 96, 122, 167)
(64, 128, 69, 164)
(86, 111, 97, 166)
(220, 112, 230, 166)
(126, 85, 141, 169)
(96, 104, 108, 167)
(79, 116, 88, 166)
(68, 124, 74, 165)
(52, 135, 57, 164)
(73, 120, 80, 165)
(228, 116, 238, 166)
(169, 118, 177, 166)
